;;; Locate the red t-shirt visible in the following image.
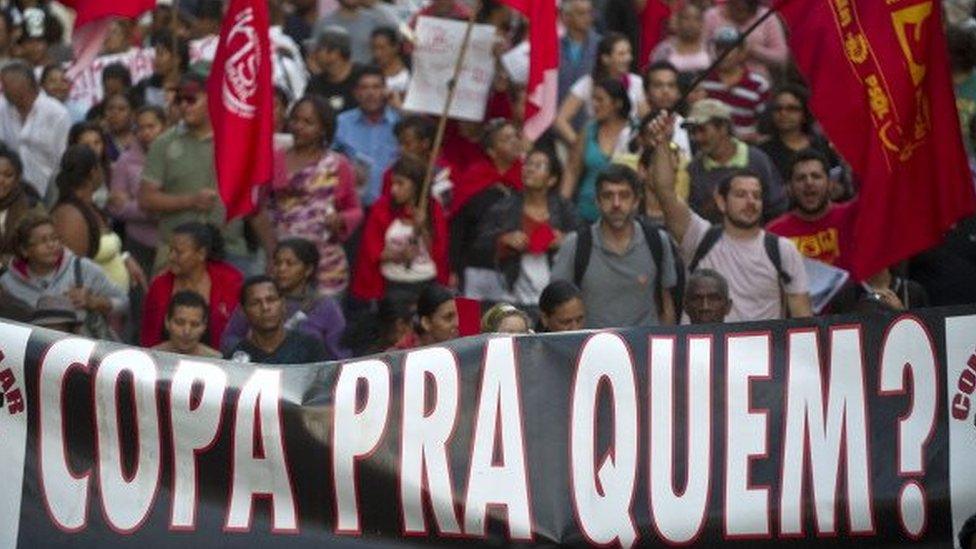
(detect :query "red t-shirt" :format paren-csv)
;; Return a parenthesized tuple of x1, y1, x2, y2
(766, 202, 856, 269)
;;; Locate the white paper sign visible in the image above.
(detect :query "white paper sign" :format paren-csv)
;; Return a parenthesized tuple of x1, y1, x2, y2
(403, 16, 496, 122)
(68, 47, 155, 112)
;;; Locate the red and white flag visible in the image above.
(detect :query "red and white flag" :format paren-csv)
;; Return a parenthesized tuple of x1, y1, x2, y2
(498, 0, 558, 140)
(61, 0, 155, 80)
(207, 0, 275, 219)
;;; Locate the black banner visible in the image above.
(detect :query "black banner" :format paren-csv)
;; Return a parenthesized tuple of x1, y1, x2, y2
(1, 307, 976, 547)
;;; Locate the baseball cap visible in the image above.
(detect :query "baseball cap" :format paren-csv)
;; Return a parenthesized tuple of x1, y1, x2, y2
(306, 25, 351, 53)
(682, 98, 733, 127)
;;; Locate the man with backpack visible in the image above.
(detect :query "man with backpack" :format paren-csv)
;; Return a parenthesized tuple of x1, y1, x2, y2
(551, 164, 678, 328)
(646, 112, 812, 322)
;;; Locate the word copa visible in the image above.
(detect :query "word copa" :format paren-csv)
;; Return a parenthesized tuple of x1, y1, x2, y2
(36, 317, 939, 545)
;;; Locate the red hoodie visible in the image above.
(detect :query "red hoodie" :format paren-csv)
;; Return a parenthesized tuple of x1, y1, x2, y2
(140, 261, 243, 348)
(350, 196, 451, 300)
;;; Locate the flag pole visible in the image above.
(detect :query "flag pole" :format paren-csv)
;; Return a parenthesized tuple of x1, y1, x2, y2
(417, 5, 481, 222)
(676, 2, 783, 106)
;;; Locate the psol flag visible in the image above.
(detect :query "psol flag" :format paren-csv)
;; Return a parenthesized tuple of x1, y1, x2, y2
(778, 0, 976, 280)
(207, 0, 274, 219)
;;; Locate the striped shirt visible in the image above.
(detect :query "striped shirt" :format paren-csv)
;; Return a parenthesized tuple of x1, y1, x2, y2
(700, 69, 770, 139)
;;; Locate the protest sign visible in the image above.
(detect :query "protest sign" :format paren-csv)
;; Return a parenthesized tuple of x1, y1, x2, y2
(402, 16, 496, 122)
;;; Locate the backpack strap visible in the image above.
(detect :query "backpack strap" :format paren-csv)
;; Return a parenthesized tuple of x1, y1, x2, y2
(636, 217, 664, 301)
(763, 232, 792, 285)
(688, 225, 724, 273)
(73, 255, 83, 287)
(573, 225, 593, 288)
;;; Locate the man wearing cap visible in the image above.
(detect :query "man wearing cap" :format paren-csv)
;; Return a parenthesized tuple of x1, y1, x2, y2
(0, 60, 70, 200)
(306, 27, 364, 113)
(700, 26, 770, 142)
(138, 66, 275, 275)
(646, 112, 811, 322)
(683, 97, 786, 223)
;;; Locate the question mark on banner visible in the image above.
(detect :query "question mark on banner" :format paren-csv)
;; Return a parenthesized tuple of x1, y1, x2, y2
(879, 317, 938, 539)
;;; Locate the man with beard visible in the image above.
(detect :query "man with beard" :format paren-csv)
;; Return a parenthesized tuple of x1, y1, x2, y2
(766, 149, 855, 269)
(646, 112, 811, 322)
(551, 164, 678, 328)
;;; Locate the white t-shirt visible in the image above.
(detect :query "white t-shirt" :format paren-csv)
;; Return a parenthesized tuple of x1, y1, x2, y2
(386, 68, 411, 95)
(680, 212, 809, 322)
(0, 93, 70, 198)
(570, 73, 646, 119)
(381, 218, 436, 283)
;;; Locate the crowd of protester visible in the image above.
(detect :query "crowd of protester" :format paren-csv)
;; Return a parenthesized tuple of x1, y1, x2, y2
(1, 0, 975, 364)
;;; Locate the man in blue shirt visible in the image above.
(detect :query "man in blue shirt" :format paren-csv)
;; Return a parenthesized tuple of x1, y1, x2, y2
(334, 66, 400, 207)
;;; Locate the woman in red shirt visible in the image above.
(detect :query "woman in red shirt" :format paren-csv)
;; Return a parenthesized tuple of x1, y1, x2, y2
(140, 222, 243, 348)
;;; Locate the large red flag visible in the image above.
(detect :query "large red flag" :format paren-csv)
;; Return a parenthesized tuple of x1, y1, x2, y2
(497, 0, 558, 140)
(207, 0, 274, 219)
(778, 0, 976, 280)
(60, 0, 155, 79)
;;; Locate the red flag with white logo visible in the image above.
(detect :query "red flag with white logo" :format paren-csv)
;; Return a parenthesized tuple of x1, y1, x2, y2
(498, 0, 558, 140)
(207, 0, 274, 219)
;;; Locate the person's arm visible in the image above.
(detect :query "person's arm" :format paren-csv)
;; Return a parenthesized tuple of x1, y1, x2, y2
(549, 232, 578, 284)
(554, 94, 585, 144)
(81, 259, 128, 314)
(659, 288, 676, 326)
(138, 181, 213, 213)
(246, 206, 277, 266)
(647, 113, 692, 243)
(50, 205, 91, 258)
(786, 292, 813, 318)
(329, 155, 364, 240)
(560, 128, 586, 200)
(107, 161, 150, 222)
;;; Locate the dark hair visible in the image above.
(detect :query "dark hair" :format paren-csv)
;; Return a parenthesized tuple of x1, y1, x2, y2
(136, 104, 167, 124)
(644, 60, 679, 85)
(959, 513, 976, 549)
(787, 148, 829, 181)
(273, 84, 291, 108)
(686, 268, 729, 299)
(275, 237, 321, 281)
(595, 163, 641, 196)
(390, 154, 427, 209)
(0, 145, 24, 178)
(947, 25, 976, 74)
(68, 122, 111, 183)
(594, 77, 630, 119)
(355, 65, 386, 86)
(239, 274, 277, 306)
(370, 26, 401, 47)
(40, 63, 63, 86)
(417, 284, 454, 321)
(341, 295, 416, 354)
(291, 94, 337, 145)
(316, 27, 352, 59)
(13, 212, 54, 258)
(167, 290, 209, 320)
(768, 83, 813, 135)
(480, 117, 516, 151)
(539, 280, 582, 315)
(150, 28, 190, 72)
(195, 0, 224, 21)
(394, 115, 436, 144)
(716, 168, 764, 199)
(172, 221, 225, 261)
(526, 146, 563, 184)
(55, 144, 99, 198)
(101, 62, 132, 88)
(0, 60, 37, 87)
(593, 32, 630, 80)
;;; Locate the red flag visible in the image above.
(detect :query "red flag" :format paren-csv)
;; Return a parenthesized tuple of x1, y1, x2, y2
(638, 0, 671, 72)
(497, 0, 558, 140)
(778, 0, 976, 280)
(60, 0, 155, 79)
(207, 0, 274, 219)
